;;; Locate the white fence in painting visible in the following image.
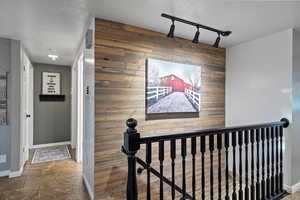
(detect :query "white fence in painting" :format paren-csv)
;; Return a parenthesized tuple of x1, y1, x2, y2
(147, 86, 172, 101)
(185, 88, 201, 111)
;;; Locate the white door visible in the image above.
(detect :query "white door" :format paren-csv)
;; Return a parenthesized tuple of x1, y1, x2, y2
(27, 65, 34, 149)
(21, 63, 29, 164)
(21, 58, 33, 164)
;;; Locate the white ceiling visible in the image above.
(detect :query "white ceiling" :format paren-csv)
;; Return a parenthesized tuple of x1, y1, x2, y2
(0, 0, 89, 66)
(1, 0, 300, 66)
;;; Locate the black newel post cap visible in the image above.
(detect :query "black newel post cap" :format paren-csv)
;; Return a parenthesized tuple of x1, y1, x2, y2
(280, 118, 289, 128)
(123, 118, 140, 153)
(126, 118, 138, 130)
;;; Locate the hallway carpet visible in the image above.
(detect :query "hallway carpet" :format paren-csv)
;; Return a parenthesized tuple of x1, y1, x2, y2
(0, 150, 90, 200)
(32, 145, 71, 163)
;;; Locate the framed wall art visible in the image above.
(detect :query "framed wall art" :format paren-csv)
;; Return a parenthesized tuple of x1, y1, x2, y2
(42, 72, 61, 95)
(0, 73, 7, 125)
(146, 58, 202, 114)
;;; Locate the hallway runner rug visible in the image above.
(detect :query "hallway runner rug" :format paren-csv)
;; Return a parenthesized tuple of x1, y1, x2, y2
(32, 145, 71, 163)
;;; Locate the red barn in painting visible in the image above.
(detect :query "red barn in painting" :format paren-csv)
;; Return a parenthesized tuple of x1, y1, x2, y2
(160, 74, 189, 92)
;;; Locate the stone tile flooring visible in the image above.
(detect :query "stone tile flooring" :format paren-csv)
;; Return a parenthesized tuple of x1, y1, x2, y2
(0, 148, 90, 200)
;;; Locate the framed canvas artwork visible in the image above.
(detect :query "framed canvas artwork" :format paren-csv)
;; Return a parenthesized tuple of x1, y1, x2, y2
(146, 58, 202, 114)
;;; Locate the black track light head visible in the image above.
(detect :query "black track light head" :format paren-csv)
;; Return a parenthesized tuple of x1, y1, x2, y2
(213, 34, 221, 48)
(167, 19, 175, 38)
(192, 27, 200, 43)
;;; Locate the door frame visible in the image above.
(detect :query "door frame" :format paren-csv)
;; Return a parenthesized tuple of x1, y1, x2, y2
(71, 42, 84, 163)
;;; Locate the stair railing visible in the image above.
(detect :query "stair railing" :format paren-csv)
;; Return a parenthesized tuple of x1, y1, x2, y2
(122, 118, 289, 200)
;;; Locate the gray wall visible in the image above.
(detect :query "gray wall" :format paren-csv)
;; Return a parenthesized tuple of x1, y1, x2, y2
(10, 40, 21, 172)
(0, 39, 22, 173)
(33, 63, 71, 145)
(0, 38, 11, 172)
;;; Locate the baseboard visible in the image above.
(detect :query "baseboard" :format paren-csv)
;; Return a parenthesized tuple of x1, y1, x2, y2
(284, 182, 300, 193)
(31, 141, 71, 149)
(9, 165, 24, 178)
(0, 170, 10, 177)
(83, 174, 94, 200)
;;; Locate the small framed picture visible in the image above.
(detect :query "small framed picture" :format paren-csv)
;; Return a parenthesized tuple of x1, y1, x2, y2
(42, 72, 61, 95)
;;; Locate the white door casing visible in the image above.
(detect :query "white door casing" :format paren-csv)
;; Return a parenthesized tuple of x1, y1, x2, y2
(76, 53, 84, 163)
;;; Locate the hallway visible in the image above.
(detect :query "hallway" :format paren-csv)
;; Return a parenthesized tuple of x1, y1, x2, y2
(0, 151, 89, 200)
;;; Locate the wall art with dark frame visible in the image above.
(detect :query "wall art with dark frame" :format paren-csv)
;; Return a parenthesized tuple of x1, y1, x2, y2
(0, 73, 8, 125)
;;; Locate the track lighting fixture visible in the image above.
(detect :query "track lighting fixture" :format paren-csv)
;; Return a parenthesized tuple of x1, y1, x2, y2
(167, 19, 175, 38)
(161, 13, 231, 48)
(192, 26, 200, 44)
(213, 33, 221, 48)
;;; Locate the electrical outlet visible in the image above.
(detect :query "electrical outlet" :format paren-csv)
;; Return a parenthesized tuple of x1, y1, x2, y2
(0, 154, 7, 163)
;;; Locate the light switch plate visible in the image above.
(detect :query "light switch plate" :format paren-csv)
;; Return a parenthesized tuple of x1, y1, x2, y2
(0, 154, 7, 163)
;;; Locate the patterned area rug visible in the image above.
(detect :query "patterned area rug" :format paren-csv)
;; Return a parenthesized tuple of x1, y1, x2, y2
(32, 145, 71, 164)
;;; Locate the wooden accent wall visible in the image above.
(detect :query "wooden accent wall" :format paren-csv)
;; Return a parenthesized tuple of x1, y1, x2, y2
(94, 18, 226, 199)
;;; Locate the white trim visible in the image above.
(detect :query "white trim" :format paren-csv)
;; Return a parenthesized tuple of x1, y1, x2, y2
(0, 170, 10, 177)
(9, 165, 24, 178)
(31, 141, 71, 149)
(83, 174, 94, 200)
(284, 184, 293, 193)
(284, 182, 300, 193)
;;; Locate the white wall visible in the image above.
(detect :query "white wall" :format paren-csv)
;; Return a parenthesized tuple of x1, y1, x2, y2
(291, 30, 300, 186)
(82, 18, 95, 200)
(226, 29, 293, 186)
(72, 17, 95, 199)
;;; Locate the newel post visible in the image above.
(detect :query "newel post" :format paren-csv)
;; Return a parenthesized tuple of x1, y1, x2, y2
(280, 118, 289, 128)
(123, 118, 140, 200)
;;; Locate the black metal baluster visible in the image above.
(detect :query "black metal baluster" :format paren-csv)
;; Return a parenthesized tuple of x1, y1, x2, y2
(279, 126, 284, 192)
(232, 131, 237, 200)
(250, 129, 255, 200)
(181, 138, 187, 199)
(225, 133, 230, 200)
(271, 127, 275, 196)
(256, 129, 260, 200)
(209, 135, 214, 200)
(245, 130, 249, 200)
(191, 137, 197, 200)
(238, 131, 243, 200)
(275, 126, 279, 194)
(261, 128, 266, 200)
(146, 142, 152, 200)
(266, 127, 271, 199)
(170, 139, 176, 200)
(217, 134, 222, 200)
(159, 140, 164, 200)
(201, 136, 206, 200)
